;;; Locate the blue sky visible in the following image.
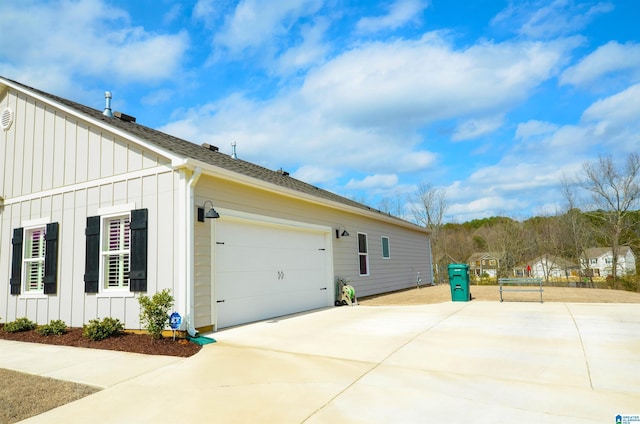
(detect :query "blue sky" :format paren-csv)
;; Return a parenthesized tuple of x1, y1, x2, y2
(1, 0, 638, 222)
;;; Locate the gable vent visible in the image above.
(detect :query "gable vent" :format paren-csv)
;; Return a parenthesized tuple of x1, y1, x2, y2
(1, 108, 13, 131)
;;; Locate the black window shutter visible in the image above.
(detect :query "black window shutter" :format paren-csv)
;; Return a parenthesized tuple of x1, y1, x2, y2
(10, 228, 24, 295)
(84, 216, 100, 293)
(129, 208, 148, 292)
(43, 222, 59, 294)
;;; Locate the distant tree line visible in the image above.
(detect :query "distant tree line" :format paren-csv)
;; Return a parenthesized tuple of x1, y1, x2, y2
(380, 153, 640, 292)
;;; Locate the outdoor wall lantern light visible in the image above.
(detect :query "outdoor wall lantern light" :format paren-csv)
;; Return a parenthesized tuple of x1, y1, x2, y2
(197, 200, 220, 222)
(335, 226, 350, 238)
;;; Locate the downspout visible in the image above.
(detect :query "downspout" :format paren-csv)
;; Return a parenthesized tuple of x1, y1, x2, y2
(428, 236, 435, 284)
(185, 167, 202, 337)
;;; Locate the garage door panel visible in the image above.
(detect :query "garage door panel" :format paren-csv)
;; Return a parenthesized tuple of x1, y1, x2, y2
(217, 220, 323, 247)
(215, 245, 281, 273)
(214, 218, 330, 329)
(216, 272, 278, 298)
(216, 269, 327, 298)
(216, 288, 327, 328)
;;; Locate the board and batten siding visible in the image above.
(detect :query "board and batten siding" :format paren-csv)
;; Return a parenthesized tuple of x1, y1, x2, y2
(0, 87, 183, 328)
(0, 88, 169, 198)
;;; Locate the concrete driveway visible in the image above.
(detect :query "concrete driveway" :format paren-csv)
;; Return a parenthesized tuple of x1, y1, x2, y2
(3, 301, 639, 423)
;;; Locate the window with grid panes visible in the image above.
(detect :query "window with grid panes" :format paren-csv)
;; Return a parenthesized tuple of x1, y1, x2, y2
(102, 215, 131, 289)
(23, 227, 46, 293)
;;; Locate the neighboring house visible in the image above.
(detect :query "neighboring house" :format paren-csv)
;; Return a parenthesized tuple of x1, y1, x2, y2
(468, 252, 502, 278)
(0, 76, 432, 332)
(516, 255, 579, 280)
(581, 247, 636, 277)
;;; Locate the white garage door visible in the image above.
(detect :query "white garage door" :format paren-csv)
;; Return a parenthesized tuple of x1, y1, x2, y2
(213, 218, 331, 329)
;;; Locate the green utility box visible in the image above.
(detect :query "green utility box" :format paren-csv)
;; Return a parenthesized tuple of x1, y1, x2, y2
(447, 264, 471, 302)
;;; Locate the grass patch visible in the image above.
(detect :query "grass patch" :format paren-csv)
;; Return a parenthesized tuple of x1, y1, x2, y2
(0, 369, 100, 423)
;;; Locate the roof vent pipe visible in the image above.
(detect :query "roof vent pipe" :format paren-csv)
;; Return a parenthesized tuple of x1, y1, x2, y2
(231, 141, 238, 159)
(103, 91, 113, 118)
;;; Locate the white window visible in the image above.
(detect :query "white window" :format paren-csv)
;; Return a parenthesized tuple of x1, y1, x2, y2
(23, 226, 46, 293)
(358, 232, 369, 276)
(381, 236, 390, 259)
(102, 214, 130, 290)
(590, 258, 597, 265)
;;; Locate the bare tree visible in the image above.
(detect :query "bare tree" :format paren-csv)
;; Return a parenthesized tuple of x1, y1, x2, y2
(581, 153, 640, 286)
(411, 183, 448, 283)
(411, 183, 447, 231)
(558, 175, 595, 285)
(377, 192, 406, 218)
(466, 217, 528, 279)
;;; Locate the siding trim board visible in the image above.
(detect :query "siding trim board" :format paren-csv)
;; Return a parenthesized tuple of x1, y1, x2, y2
(0, 165, 171, 206)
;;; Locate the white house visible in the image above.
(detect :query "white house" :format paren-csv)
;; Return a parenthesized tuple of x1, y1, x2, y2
(0, 76, 432, 332)
(581, 247, 636, 277)
(526, 255, 579, 280)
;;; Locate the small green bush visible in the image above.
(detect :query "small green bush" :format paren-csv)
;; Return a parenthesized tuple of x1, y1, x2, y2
(3, 317, 37, 333)
(619, 276, 640, 292)
(138, 289, 174, 340)
(36, 319, 68, 336)
(82, 317, 124, 341)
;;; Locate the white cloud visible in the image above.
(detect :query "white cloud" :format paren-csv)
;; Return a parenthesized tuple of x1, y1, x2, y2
(193, 0, 225, 28)
(398, 151, 438, 172)
(346, 174, 399, 190)
(212, 0, 323, 57)
(301, 34, 579, 129)
(452, 115, 504, 141)
(356, 0, 429, 34)
(0, 0, 188, 89)
(275, 18, 330, 75)
(560, 41, 640, 87)
(293, 165, 342, 186)
(581, 84, 640, 124)
(448, 196, 514, 220)
(492, 0, 614, 39)
(515, 120, 559, 140)
(579, 84, 640, 150)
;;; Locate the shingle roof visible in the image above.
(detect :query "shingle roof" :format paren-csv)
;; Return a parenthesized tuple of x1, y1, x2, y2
(467, 252, 502, 262)
(584, 246, 634, 258)
(2, 76, 421, 229)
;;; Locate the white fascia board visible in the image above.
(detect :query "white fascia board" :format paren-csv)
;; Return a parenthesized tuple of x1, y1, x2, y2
(0, 78, 183, 167)
(176, 158, 429, 234)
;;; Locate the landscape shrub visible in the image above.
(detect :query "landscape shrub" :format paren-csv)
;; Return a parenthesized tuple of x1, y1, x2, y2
(138, 289, 174, 340)
(476, 273, 495, 286)
(3, 317, 37, 333)
(82, 317, 124, 341)
(36, 319, 68, 336)
(619, 276, 640, 292)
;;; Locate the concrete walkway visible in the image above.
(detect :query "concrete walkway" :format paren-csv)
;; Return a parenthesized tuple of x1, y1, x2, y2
(2, 302, 639, 423)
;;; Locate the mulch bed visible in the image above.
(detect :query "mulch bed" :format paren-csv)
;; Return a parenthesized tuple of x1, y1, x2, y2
(0, 325, 202, 357)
